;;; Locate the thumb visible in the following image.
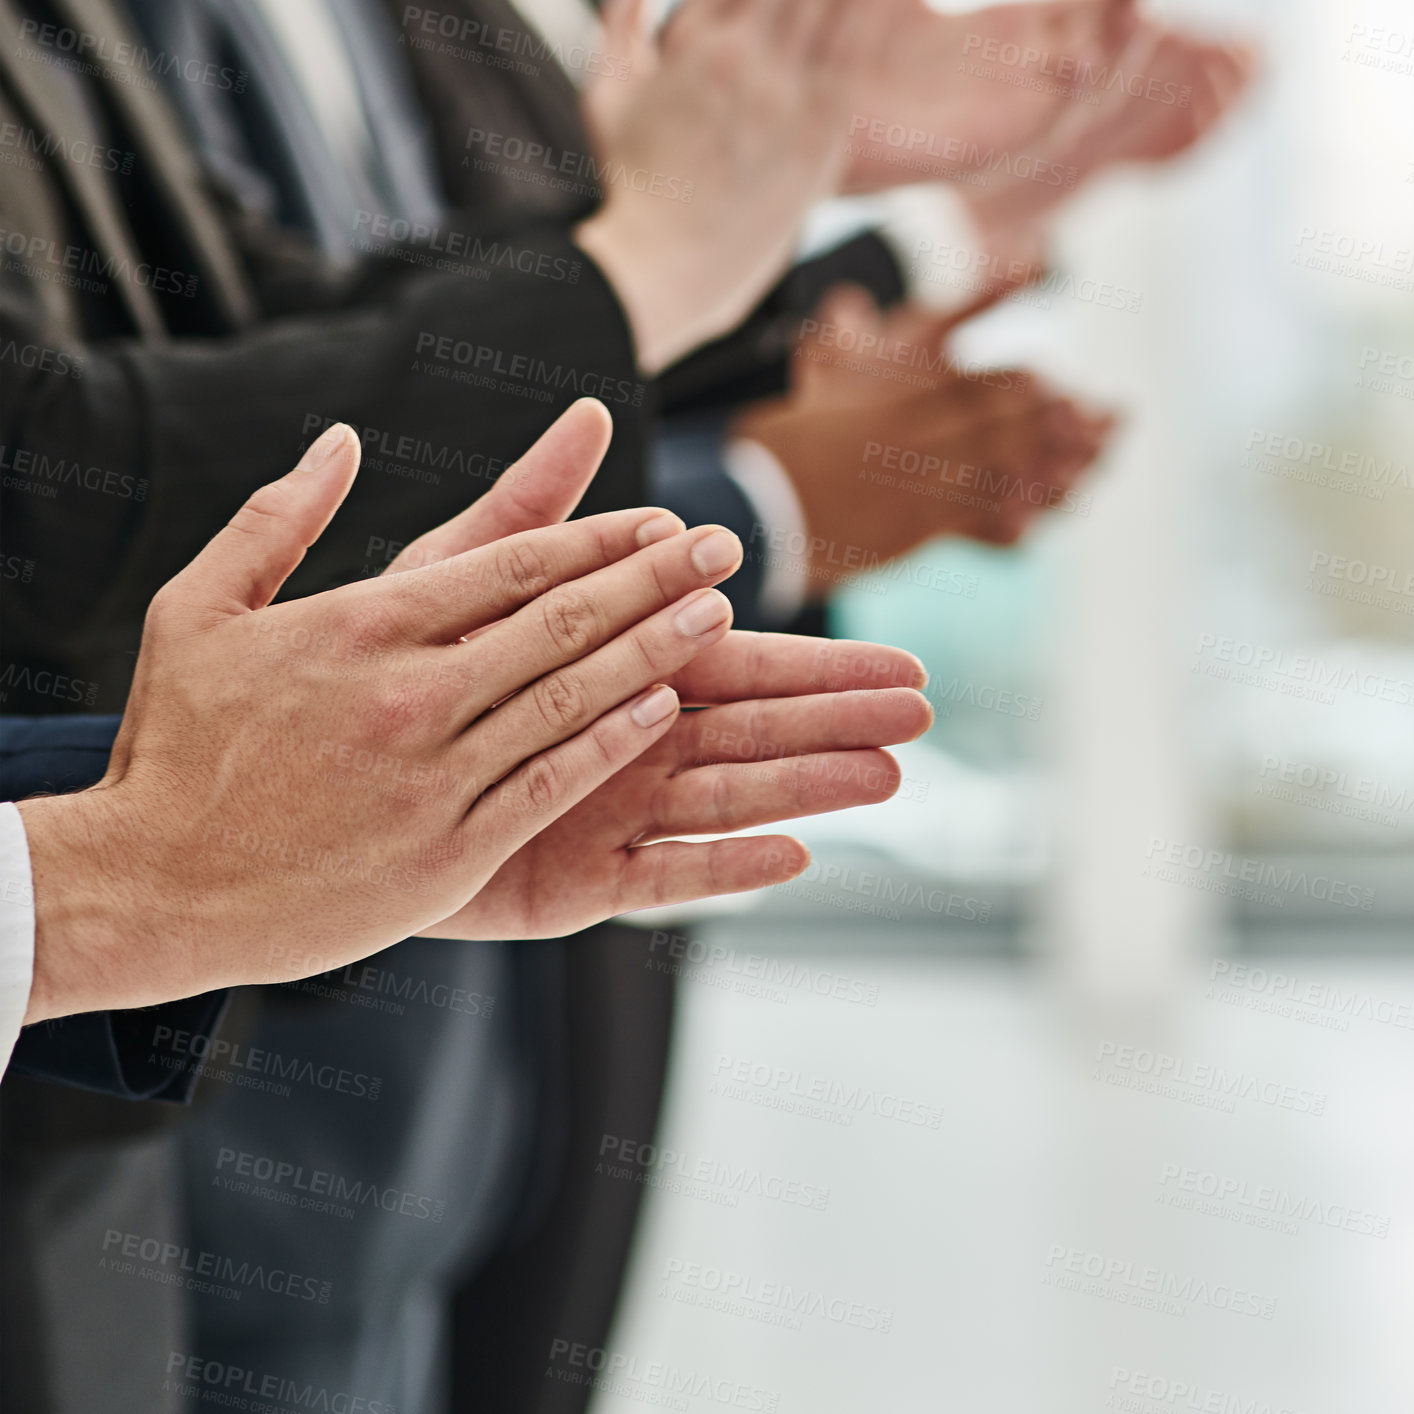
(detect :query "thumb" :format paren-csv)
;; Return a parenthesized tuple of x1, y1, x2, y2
(171, 422, 361, 619)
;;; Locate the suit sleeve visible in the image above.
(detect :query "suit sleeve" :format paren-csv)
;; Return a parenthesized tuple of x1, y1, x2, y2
(654, 231, 907, 418)
(0, 716, 228, 1101)
(0, 227, 649, 713)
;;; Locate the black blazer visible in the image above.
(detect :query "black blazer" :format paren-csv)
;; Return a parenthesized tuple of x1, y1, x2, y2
(0, 0, 650, 717)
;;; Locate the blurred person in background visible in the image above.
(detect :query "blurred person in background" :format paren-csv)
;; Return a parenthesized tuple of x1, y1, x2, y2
(0, 0, 1249, 1409)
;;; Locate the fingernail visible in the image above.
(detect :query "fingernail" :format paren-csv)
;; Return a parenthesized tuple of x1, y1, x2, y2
(636, 513, 685, 547)
(297, 423, 355, 473)
(630, 684, 678, 727)
(690, 528, 741, 577)
(674, 589, 731, 637)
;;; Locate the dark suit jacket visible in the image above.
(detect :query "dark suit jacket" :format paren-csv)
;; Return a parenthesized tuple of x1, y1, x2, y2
(0, 0, 650, 718)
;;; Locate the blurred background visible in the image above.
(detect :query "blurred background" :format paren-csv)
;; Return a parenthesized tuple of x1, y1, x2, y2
(595, 0, 1414, 1407)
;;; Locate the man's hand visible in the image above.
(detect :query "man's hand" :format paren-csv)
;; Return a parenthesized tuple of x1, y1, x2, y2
(17, 404, 755, 1021)
(363, 406, 935, 940)
(841, 0, 1138, 194)
(425, 635, 933, 939)
(576, 0, 906, 373)
(731, 285, 1114, 590)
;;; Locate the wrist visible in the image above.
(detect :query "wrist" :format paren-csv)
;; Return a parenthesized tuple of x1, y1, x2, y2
(575, 207, 715, 376)
(575, 211, 674, 375)
(17, 788, 167, 1022)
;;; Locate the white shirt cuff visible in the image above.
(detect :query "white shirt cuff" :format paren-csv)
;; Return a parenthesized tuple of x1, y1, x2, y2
(0, 801, 36, 1075)
(721, 437, 810, 625)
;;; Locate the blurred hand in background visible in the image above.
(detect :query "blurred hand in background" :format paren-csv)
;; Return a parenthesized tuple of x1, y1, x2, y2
(840, 0, 1140, 194)
(578, 0, 909, 372)
(733, 283, 1115, 593)
(964, 19, 1256, 269)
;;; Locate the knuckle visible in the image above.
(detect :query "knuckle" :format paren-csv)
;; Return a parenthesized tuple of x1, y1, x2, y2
(521, 754, 563, 812)
(630, 626, 665, 678)
(540, 587, 600, 656)
(709, 770, 735, 830)
(360, 678, 426, 742)
(642, 550, 673, 605)
(343, 592, 404, 651)
(226, 485, 288, 540)
(531, 671, 588, 731)
(143, 583, 179, 633)
(586, 719, 620, 770)
(495, 539, 552, 599)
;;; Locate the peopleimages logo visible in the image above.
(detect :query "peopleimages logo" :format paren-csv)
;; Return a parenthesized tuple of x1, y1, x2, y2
(0, 335, 82, 378)
(957, 33, 1195, 108)
(0, 444, 146, 500)
(165, 1353, 392, 1413)
(1155, 1162, 1389, 1239)
(150, 1024, 383, 1101)
(660, 1258, 894, 1333)
(1107, 1365, 1308, 1414)
(350, 209, 583, 283)
(214, 1147, 447, 1223)
(0, 225, 198, 297)
(646, 930, 880, 1006)
(546, 1340, 780, 1412)
(1093, 1040, 1328, 1117)
(1209, 959, 1414, 1033)
(709, 1053, 944, 1130)
(1144, 836, 1376, 911)
(1242, 428, 1410, 497)
(846, 116, 1078, 186)
(463, 128, 694, 203)
(1043, 1245, 1277, 1320)
(412, 332, 645, 406)
(1193, 632, 1414, 707)
(101, 1230, 331, 1303)
(596, 1134, 830, 1212)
